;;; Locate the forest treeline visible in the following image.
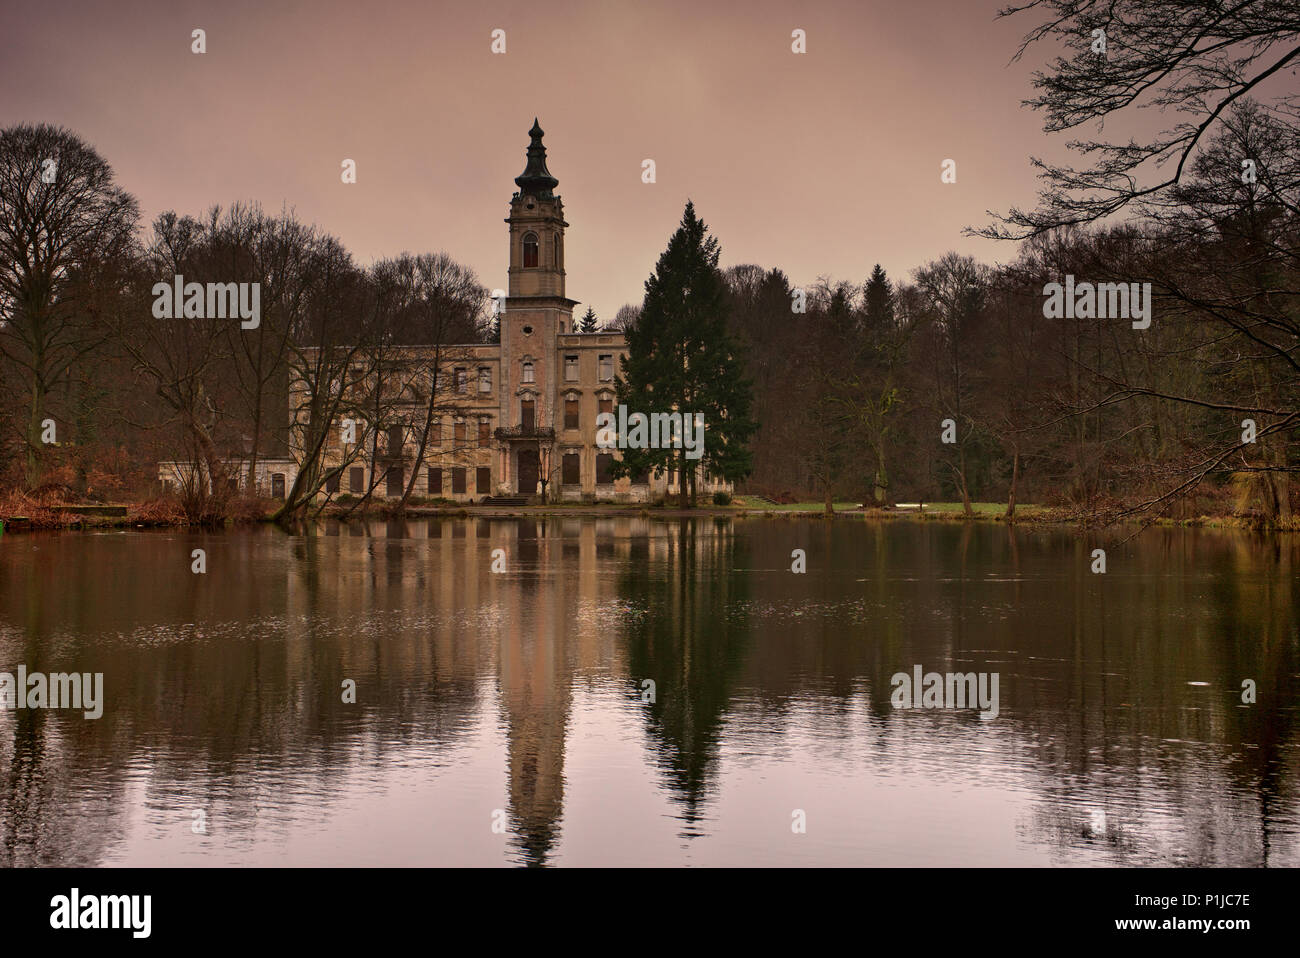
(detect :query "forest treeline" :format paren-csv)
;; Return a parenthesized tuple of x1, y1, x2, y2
(0, 126, 495, 523)
(734, 0, 1300, 525)
(726, 135, 1300, 523)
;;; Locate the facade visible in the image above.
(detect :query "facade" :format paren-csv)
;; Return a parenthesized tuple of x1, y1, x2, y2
(305, 120, 727, 505)
(157, 457, 298, 499)
(160, 122, 728, 504)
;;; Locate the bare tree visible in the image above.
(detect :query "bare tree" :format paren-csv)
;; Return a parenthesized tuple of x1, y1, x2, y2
(277, 236, 396, 521)
(212, 204, 319, 493)
(982, 0, 1300, 239)
(610, 303, 642, 333)
(0, 124, 138, 487)
(914, 253, 991, 516)
(370, 253, 487, 511)
(115, 212, 239, 520)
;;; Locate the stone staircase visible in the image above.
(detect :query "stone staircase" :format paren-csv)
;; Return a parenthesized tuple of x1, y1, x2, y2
(480, 496, 530, 507)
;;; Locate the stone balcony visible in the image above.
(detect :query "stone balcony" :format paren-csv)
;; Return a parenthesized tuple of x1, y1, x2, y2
(494, 424, 556, 441)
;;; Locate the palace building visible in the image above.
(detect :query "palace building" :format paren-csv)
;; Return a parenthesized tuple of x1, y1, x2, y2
(160, 120, 727, 504)
(301, 120, 726, 505)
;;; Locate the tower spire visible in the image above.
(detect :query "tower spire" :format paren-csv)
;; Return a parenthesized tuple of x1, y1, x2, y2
(514, 118, 559, 198)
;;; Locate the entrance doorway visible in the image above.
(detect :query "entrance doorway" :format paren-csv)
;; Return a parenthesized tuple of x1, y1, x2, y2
(517, 448, 539, 495)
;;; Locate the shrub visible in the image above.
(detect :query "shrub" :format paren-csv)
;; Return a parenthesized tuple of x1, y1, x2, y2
(712, 491, 732, 506)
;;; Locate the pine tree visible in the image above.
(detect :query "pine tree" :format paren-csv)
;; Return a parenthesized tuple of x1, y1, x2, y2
(862, 264, 894, 339)
(612, 201, 756, 506)
(579, 306, 598, 333)
(846, 263, 902, 506)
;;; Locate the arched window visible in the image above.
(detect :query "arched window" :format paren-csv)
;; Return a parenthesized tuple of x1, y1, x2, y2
(522, 361, 534, 383)
(553, 233, 560, 267)
(522, 232, 538, 268)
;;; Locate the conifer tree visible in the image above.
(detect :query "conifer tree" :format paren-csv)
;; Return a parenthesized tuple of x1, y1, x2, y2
(837, 264, 903, 506)
(612, 201, 755, 506)
(579, 306, 598, 333)
(862, 264, 894, 339)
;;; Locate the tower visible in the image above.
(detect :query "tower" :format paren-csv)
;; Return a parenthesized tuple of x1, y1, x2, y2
(506, 118, 569, 301)
(500, 119, 578, 495)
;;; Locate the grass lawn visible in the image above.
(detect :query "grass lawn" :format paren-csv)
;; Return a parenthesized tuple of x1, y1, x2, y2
(911, 501, 1006, 514)
(733, 497, 862, 511)
(733, 496, 1046, 517)
(903, 501, 1047, 517)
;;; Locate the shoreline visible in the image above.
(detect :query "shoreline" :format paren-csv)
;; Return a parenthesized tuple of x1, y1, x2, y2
(1, 501, 1293, 533)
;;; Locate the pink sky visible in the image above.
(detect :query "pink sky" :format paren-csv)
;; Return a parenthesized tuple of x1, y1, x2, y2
(2, 0, 1073, 319)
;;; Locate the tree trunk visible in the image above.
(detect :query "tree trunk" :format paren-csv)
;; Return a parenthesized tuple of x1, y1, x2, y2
(26, 377, 43, 489)
(1271, 444, 1292, 523)
(959, 447, 973, 516)
(246, 399, 263, 495)
(1005, 446, 1019, 518)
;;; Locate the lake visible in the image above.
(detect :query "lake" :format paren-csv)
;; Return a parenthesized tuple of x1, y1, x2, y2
(0, 517, 1296, 866)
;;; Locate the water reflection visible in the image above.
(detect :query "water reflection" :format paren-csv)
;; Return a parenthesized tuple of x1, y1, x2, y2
(0, 519, 1296, 866)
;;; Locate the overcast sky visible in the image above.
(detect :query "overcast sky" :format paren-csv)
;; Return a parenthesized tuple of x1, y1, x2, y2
(3, 0, 1079, 319)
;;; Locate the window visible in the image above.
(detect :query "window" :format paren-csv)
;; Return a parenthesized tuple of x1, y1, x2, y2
(478, 367, 492, 393)
(553, 232, 560, 268)
(596, 454, 614, 485)
(388, 424, 403, 454)
(271, 473, 286, 499)
(431, 418, 441, 446)
(386, 466, 403, 497)
(451, 467, 466, 494)
(478, 416, 491, 447)
(521, 398, 535, 431)
(454, 368, 467, 393)
(476, 467, 491, 494)
(598, 397, 613, 417)
(350, 467, 365, 493)
(562, 453, 580, 485)
(454, 419, 466, 443)
(565, 398, 579, 430)
(598, 354, 613, 381)
(523, 232, 538, 268)
(522, 361, 534, 383)
(564, 355, 578, 381)
(428, 468, 442, 495)
(632, 467, 650, 485)
(325, 471, 340, 493)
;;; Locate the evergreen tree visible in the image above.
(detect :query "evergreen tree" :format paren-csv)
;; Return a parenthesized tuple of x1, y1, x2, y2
(842, 264, 902, 506)
(862, 264, 894, 339)
(579, 306, 598, 333)
(612, 201, 756, 506)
